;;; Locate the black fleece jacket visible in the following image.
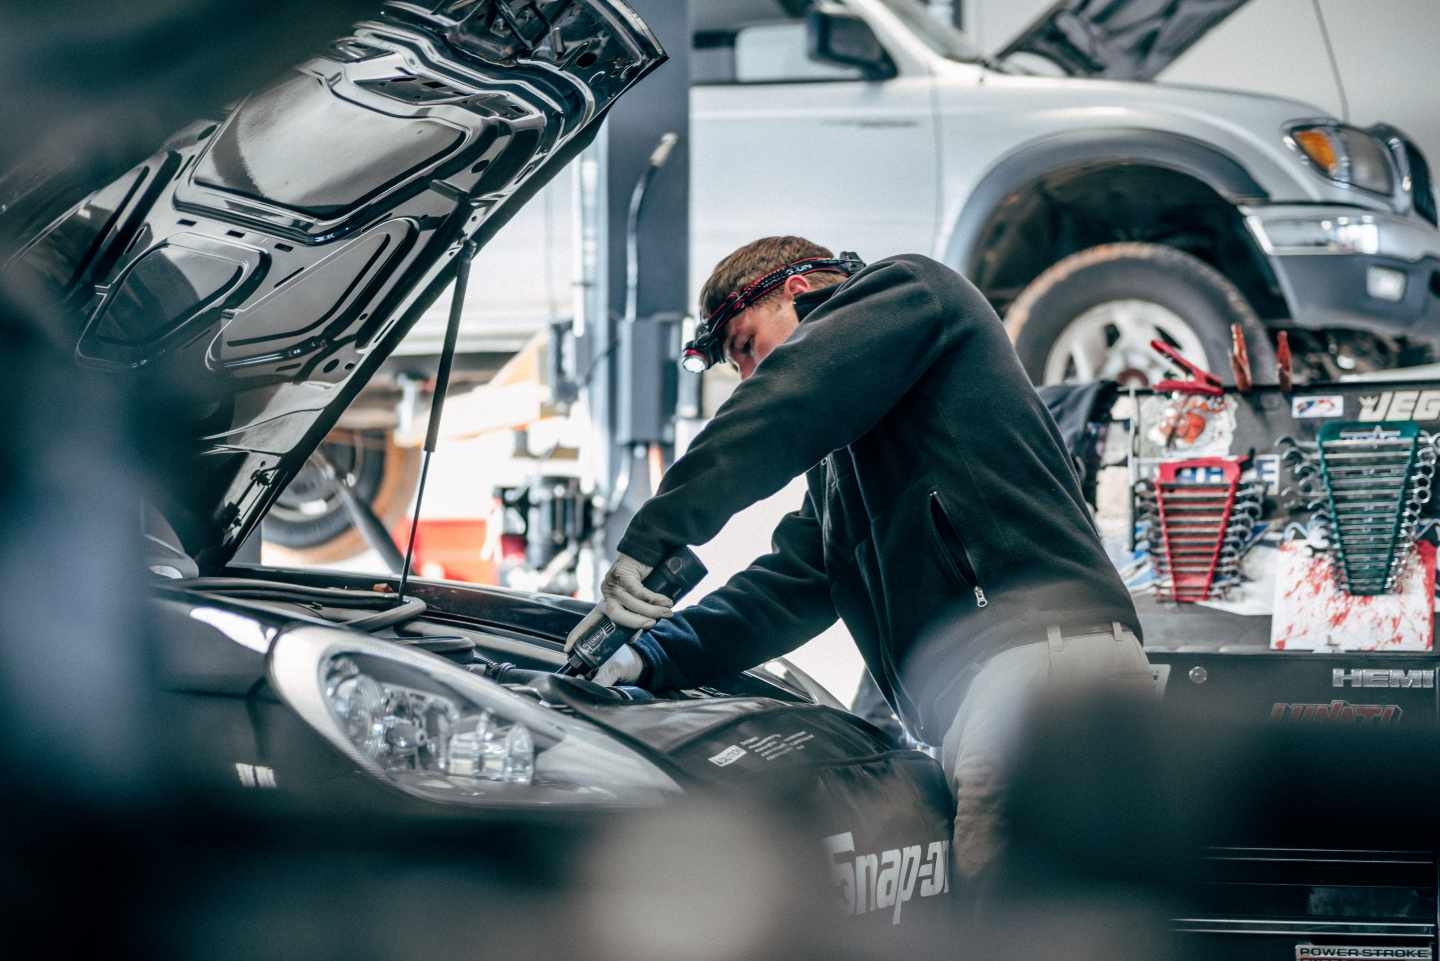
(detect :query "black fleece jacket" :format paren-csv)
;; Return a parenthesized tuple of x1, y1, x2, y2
(621, 255, 1139, 741)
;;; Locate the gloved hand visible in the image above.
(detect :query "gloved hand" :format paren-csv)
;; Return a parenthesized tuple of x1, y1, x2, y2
(564, 552, 673, 652)
(593, 643, 644, 687)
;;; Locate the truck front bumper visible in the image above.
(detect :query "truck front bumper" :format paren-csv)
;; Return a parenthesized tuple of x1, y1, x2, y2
(1243, 204, 1440, 338)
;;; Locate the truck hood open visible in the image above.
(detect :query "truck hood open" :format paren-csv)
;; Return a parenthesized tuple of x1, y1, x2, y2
(997, 0, 1248, 81)
(3, 0, 663, 572)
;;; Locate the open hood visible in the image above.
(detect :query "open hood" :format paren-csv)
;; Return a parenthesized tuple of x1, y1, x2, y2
(4, 0, 663, 572)
(997, 0, 1247, 81)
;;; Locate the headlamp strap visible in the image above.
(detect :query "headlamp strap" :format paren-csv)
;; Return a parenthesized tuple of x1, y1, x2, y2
(704, 252, 866, 326)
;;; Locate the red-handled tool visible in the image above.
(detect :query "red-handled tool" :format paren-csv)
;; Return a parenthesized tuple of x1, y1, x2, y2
(1230, 324, 1252, 393)
(1276, 331, 1293, 393)
(1151, 339, 1223, 396)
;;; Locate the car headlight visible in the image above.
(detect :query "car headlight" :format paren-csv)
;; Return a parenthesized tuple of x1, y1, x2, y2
(1288, 123, 1395, 195)
(269, 626, 682, 807)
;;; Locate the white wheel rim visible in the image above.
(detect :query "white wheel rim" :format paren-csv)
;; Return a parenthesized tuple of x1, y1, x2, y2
(1042, 299, 1209, 386)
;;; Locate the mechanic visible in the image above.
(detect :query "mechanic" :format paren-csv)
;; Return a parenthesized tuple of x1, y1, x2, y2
(565, 235, 1151, 889)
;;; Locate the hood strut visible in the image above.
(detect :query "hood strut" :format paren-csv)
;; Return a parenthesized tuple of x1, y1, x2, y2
(397, 238, 477, 603)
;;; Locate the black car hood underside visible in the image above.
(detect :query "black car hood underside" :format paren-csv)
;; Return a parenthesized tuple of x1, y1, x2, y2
(998, 0, 1248, 81)
(4, 0, 663, 571)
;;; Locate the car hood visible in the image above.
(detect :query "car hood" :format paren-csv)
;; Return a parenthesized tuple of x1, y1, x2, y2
(997, 0, 1248, 81)
(4, 1, 663, 572)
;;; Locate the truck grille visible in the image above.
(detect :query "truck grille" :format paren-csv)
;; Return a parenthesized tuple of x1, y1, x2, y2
(1372, 125, 1437, 227)
(1399, 136, 1437, 226)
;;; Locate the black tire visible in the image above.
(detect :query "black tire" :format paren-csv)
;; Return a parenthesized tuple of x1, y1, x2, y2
(261, 430, 421, 565)
(1005, 242, 1275, 386)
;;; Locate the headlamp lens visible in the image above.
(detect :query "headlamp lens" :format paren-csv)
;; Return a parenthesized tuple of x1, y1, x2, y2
(682, 253, 867, 370)
(681, 349, 710, 373)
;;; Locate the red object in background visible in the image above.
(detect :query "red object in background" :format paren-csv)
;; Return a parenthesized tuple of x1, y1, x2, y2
(1229, 323, 1252, 392)
(1276, 331, 1293, 393)
(500, 533, 527, 566)
(391, 519, 496, 585)
(1151, 338, 1223, 396)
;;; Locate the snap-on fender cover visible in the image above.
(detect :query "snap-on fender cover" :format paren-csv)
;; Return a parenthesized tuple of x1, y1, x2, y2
(536, 684, 955, 924)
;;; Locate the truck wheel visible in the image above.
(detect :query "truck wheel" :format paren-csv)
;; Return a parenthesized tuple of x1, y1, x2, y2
(262, 430, 421, 566)
(1006, 242, 1274, 386)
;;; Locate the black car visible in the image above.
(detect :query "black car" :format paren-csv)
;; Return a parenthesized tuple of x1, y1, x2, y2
(2, 0, 953, 935)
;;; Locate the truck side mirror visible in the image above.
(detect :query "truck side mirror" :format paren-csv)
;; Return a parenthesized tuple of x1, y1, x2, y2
(806, 3, 896, 81)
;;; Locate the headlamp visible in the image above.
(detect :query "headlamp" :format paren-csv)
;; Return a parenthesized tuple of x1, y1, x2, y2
(680, 252, 866, 372)
(269, 626, 682, 807)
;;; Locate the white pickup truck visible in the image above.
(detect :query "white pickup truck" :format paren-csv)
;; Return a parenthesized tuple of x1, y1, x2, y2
(269, 0, 1440, 560)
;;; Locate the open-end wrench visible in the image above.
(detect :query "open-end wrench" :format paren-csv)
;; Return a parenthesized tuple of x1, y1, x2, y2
(1153, 549, 1246, 561)
(1156, 500, 1239, 512)
(1320, 436, 1416, 450)
(1326, 489, 1408, 503)
(1320, 465, 1411, 480)
(1319, 452, 1416, 466)
(1329, 498, 1409, 514)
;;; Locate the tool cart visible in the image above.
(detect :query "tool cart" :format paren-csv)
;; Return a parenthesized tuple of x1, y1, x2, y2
(1095, 337, 1440, 961)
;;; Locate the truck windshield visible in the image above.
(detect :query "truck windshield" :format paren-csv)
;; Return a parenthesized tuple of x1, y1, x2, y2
(874, 0, 985, 64)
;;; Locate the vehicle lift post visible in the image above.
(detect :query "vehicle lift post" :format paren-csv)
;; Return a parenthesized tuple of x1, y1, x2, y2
(575, 0, 692, 577)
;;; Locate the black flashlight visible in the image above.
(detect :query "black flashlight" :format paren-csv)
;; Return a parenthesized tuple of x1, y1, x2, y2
(558, 547, 708, 679)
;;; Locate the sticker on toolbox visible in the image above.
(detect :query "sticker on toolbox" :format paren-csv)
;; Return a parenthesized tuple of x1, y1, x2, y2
(1292, 394, 1344, 419)
(1157, 456, 1280, 493)
(1357, 389, 1440, 422)
(1139, 394, 1236, 458)
(1270, 540, 1435, 652)
(1295, 946, 1431, 960)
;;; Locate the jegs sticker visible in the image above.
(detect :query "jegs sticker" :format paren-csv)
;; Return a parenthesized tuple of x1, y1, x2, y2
(1292, 394, 1344, 419)
(1359, 389, 1440, 422)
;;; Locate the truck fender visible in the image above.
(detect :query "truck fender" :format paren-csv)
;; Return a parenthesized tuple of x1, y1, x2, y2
(943, 127, 1270, 276)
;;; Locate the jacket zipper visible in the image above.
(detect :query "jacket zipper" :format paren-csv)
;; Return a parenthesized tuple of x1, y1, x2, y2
(929, 490, 988, 608)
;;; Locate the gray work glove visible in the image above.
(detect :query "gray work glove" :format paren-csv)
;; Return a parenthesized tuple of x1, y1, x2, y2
(593, 643, 644, 687)
(564, 552, 673, 653)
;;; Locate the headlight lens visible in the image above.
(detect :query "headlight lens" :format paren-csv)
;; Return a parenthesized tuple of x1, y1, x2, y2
(1289, 124, 1396, 195)
(271, 626, 682, 806)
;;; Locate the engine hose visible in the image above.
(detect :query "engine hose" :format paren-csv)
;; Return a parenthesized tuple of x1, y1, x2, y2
(345, 597, 428, 632)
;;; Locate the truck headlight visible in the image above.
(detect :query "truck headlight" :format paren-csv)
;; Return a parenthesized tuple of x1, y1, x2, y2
(270, 626, 682, 806)
(1288, 123, 1395, 195)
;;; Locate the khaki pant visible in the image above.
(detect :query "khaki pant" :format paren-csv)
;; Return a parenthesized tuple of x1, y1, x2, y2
(939, 623, 1153, 881)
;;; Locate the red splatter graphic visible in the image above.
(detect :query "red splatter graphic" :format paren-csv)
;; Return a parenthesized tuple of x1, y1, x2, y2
(1270, 541, 1435, 651)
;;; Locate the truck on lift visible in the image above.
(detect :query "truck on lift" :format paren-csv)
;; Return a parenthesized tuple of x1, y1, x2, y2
(272, 0, 1440, 571)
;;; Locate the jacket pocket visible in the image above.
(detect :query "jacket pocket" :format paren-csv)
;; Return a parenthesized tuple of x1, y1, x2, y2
(928, 490, 988, 609)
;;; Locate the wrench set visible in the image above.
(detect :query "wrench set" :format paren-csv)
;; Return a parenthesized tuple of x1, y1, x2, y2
(1278, 421, 1437, 596)
(1134, 457, 1264, 603)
